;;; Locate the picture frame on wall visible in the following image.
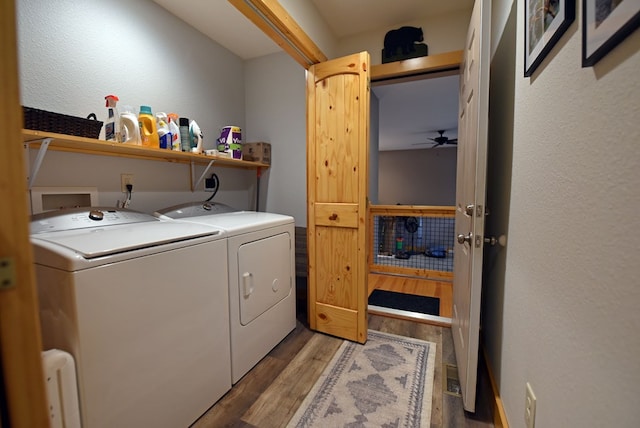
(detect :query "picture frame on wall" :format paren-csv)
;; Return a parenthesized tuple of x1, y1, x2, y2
(525, 0, 576, 77)
(582, 0, 640, 66)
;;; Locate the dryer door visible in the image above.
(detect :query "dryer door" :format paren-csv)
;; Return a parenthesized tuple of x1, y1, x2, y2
(237, 232, 292, 325)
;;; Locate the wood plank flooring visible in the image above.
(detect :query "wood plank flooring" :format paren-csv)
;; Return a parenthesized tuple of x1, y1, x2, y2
(191, 312, 493, 428)
(368, 272, 453, 318)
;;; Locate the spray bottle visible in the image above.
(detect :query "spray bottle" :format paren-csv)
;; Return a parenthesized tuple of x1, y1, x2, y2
(104, 95, 120, 141)
(167, 113, 181, 151)
(156, 112, 171, 150)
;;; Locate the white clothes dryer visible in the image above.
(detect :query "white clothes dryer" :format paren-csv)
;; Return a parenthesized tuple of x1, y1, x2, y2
(156, 204, 296, 384)
(30, 207, 231, 428)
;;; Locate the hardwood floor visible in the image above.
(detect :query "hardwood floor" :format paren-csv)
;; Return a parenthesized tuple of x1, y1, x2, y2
(191, 309, 494, 428)
(368, 272, 453, 318)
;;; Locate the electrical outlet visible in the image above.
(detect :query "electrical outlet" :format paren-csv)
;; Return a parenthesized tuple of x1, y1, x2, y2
(204, 177, 218, 192)
(525, 382, 536, 428)
(121, 174, 134, 192)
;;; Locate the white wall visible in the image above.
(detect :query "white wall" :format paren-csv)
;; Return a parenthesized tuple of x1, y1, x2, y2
(17, 0, 253, 214)
(378, 149, 457, 205)
(244, 52, 307, 223)
(280, 0, 337, 59)
(486, 0, 640, 426)
(336, 10, 472, 65)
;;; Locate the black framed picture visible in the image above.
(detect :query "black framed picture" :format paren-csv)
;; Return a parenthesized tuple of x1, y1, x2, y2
(582, 0, 640, 66)
(525, 0, 576, 77)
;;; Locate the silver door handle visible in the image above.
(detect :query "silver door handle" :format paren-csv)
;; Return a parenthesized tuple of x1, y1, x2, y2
(457, 233, 472, 244)
(465, 204, 474, 216)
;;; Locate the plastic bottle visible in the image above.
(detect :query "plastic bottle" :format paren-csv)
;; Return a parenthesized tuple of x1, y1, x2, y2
(104, 95, 120, 141)
(156, 112, 171, 150)
(189, 120, 203, 153)
(119, 105, 141, 145)
(167, 113, 181, 151)
(179, 117, 190, 152)
(138, 105, 159, 148)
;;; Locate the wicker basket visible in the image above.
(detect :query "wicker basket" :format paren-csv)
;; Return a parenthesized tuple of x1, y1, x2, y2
(23, 106, 103, 139)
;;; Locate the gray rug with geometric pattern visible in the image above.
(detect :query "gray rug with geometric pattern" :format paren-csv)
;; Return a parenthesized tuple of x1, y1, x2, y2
(286, 330, 436, 427)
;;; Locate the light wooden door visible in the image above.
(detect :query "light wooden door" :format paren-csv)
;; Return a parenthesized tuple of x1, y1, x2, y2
(452, 0, 491, 412)
(0, 0, 51, 425)
(307, 51, 370, 344)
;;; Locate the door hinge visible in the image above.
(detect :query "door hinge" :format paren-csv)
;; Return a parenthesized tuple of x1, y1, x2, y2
(0, 257, 16, 290)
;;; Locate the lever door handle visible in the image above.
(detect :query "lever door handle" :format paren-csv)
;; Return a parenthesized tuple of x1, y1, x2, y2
(457, 233, 472, 244)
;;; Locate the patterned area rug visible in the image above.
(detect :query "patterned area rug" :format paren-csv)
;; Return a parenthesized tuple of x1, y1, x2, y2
(286, 330, 436, 427)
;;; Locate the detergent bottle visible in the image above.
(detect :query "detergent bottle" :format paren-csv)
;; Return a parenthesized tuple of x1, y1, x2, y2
(138, 106, 159, 148)
(156, 112, 171, 150)
(167, 113, 181, 151)
(119, 105, 141, 145)
(104, 95, 120, 141)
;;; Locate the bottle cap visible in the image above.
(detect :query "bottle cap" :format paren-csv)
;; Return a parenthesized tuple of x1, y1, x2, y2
(179, 117, 190, 126)
(105, 95, 119, 107)
(139, 105, 153, 115)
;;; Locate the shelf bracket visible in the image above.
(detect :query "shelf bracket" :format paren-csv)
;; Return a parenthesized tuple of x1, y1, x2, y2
(25, 138, 52, 190)
(191, 159, 215, 192)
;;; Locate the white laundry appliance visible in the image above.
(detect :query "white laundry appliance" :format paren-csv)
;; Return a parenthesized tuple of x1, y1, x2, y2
(30, 207, 231, 428)
(156, 203, 296, 383)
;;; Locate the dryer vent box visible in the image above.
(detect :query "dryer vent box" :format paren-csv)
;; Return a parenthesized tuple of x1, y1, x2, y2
(30, 187, 99, 214)
(242, 142, 271, 165)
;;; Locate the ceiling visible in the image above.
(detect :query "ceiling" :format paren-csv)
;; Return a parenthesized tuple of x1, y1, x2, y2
(152, 0, 468, 151)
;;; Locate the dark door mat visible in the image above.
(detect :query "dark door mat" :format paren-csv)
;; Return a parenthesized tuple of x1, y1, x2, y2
(368, 289, 440, 316)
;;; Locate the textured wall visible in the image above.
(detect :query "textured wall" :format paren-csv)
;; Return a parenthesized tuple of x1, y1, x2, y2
(17, 0, 251, 213)
(244, 52, 306, 221)
(487, 0, 640, 426)
(378, 149, 457, 206)
(336, 9, 472, 65)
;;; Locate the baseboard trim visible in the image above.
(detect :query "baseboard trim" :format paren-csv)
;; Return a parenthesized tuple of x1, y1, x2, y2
(482, 345, 509, 428)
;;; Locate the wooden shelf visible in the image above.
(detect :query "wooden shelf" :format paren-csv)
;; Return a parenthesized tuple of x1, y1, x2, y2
(22, 129, 269, 170)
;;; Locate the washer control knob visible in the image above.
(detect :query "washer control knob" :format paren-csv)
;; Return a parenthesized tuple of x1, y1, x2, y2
(88, 210, 104, 221)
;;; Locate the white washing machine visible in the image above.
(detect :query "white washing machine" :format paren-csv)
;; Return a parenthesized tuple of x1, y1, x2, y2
(30, 207, 231, 428)
(156, 204, 296, 383)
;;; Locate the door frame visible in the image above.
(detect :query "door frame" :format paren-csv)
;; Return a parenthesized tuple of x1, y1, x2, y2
(0, 0, 51, 426)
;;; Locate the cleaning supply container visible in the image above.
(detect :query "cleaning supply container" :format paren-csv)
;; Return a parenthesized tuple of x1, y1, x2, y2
(156, 112, 171, 150)
(119, 106, 141, 145)
(218, 126, 242, 159)
(104, 95, 120, 141)
(179, 117, 191, 152)
(139, 105, 159, 149)
(168, 113, 181, 151)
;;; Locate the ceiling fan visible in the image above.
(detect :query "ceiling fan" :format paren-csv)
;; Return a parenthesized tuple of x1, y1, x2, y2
(414, 130, 458, 148)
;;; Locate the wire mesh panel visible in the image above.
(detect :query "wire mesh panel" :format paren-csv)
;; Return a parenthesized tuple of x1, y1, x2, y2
(370, 206, 455, 279)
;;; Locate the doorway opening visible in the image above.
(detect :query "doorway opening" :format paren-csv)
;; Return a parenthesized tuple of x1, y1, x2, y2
(369, 72, 459, 321)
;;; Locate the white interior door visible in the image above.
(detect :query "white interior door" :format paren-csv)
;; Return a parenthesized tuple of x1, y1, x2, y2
(452, 0, 491, 412)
